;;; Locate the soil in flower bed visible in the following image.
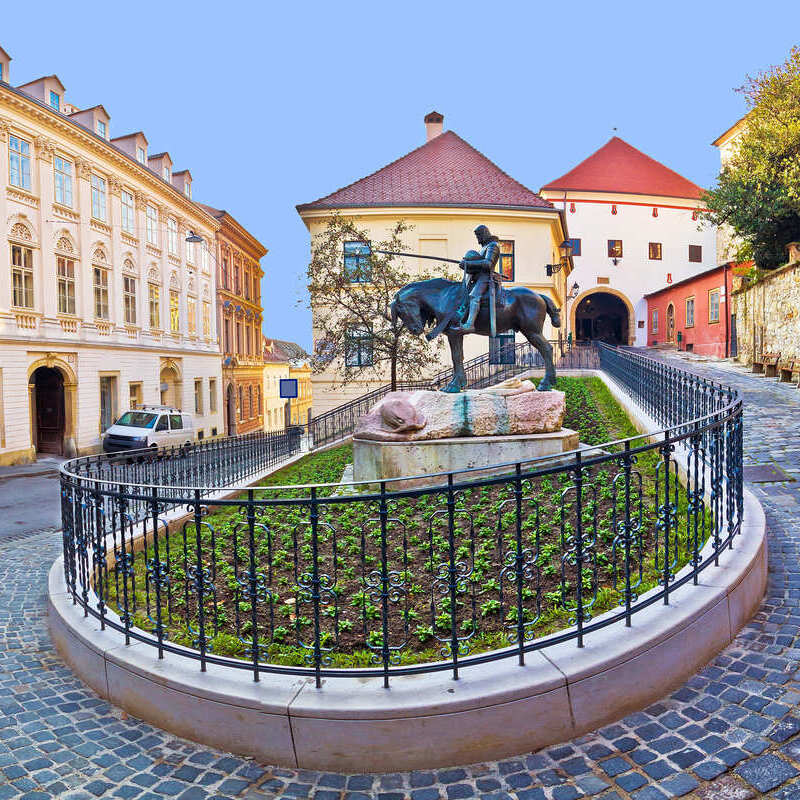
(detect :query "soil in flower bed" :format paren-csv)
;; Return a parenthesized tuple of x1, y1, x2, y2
(106, 377, 710, 667)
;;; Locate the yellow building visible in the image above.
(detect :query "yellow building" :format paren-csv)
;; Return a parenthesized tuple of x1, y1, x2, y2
(297, 112, 572, 416)
(262, 337, 312, 428)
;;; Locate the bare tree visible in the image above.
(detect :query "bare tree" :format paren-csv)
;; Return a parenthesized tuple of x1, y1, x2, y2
(305, 215, 449, 390)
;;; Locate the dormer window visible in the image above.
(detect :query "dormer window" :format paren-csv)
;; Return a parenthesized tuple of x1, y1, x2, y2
(96, 119, 106, 138)
(0, 64, 4, 82)
(136, 146, 146, 164)
(163, 166, 170, 181)
(49, 91, 60, 111)
(184, 181, 191, 198)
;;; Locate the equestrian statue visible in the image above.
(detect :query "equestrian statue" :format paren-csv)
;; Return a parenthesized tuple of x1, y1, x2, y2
(377, 225, 561, 394)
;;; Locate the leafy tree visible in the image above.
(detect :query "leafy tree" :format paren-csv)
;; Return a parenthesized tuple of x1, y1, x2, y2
(703, 47, 800, 269)
(305, 215, 449, 390)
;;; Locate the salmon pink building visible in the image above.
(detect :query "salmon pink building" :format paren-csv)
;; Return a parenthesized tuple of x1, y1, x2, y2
(644, 264, 736, 357)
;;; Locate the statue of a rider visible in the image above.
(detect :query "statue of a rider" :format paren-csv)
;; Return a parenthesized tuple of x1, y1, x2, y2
(449, 225, 501, 335)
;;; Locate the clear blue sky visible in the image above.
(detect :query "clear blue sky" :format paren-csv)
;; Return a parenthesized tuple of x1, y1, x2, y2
(3, 2, 798, 350)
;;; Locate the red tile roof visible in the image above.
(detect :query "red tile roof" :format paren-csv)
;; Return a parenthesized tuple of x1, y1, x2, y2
(298, 130, 553, 211)
(541, 137, 704, 200)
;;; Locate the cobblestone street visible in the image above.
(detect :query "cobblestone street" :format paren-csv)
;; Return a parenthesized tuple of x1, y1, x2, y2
(4, 359, 800, 799)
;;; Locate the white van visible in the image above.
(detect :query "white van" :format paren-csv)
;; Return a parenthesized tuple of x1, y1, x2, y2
(102, 405, 194, 453)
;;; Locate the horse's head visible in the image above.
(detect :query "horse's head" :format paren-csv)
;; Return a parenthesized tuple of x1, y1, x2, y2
(389, 290, 426, 336)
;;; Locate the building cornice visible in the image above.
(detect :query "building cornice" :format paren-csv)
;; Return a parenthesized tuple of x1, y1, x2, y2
(0, 82, 219, 232)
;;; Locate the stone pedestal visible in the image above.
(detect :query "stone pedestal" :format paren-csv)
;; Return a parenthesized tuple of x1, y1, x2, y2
(353, 428, 579, 490)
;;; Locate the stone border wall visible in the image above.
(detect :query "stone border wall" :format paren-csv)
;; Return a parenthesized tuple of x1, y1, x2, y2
(732, 261, 800, 364)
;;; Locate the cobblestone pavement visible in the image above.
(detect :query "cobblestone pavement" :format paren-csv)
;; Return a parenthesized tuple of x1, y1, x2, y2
(3, 360, 800, 799)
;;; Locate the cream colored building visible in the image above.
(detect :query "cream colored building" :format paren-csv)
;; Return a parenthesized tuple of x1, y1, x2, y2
(712, 115, 749, 264)
(297, 112, 571, 416)
(0, 47, 222, 463)
(262, 337, 312, 427)
(262, 337, 290, 431)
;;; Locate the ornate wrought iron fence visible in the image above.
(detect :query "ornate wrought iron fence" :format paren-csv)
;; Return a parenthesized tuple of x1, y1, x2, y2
(59, 346, 743, 688)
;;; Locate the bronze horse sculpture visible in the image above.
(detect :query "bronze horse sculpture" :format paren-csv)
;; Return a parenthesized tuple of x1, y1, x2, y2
(390, 278, 561, 394)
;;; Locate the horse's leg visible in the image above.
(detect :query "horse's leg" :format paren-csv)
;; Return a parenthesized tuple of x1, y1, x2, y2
(441, 333, 467, 393)
(524, 329, 557, 391)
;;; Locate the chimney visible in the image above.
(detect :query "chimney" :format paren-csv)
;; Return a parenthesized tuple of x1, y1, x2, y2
(424, 111, 444, 142)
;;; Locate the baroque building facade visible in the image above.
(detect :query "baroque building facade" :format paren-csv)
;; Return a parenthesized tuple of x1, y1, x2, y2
(297, 112, 572, 416)
(199, 204, 266, 436)
(540, 137, 716, 347)
(0, 48, 222, 463)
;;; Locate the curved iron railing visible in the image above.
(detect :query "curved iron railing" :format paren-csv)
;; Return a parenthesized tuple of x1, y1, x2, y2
(59, 345, 743, 687)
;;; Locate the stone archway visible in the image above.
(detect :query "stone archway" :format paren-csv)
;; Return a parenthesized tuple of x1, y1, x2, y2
(27, 355, 78, 458)
(160, 363, 182, 409)
(570, 288, 635, 346)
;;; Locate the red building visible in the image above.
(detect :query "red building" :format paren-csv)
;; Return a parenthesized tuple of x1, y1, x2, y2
(645, 264, 736, 357)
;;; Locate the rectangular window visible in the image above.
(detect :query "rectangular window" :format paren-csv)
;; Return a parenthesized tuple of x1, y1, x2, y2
(343, 241, 371, 282)
(99, 376, 118, 432)
(91, 174, 107, 221)
(245, 325, 251, 355)
(345, 326, 373, 367)
(233, 262, 240, 293)
(136, 146, 146, 164)
(123, 276, 137, 324)
(49, 90, 60, 111)
(187, 297, 197, 334)
(9, 135, 31, 190)
(93, 267, 109, 319)
(194, 379, 203, 414)
(709, 288, 720, 323)
(146, 204, 158, 245)
(566, 238, 581, 257)
(121, 190, 135, 234)
(222, 257, 229, 288)
(651, 309, 658, 333)
(209, 378, 217, 413)
(244, 268, 251, 300)
(685, 296, 695, 328)
(489, 333, 515, 365)
(57, 256, 76, 315)
(96, 119, 106, 138)
(54, 156, 73, 206)
(202, 301, 211, 337)
(162, 165, 170, 181)
(11, 245, 34, 308)
(689, 245, 702, 263)
(224, 317, 231, 352)
(499, 240, 514, 281)
(184, 181, 191, 198)
(236, 320, 242, 353)
(169, 290, 180, 333)
(167, 217, 178, 255)
(648, 242, 662, 260)
(607, 240, 623, 258)
(148, 284, 160, 329)
(129, 382, 142, 409)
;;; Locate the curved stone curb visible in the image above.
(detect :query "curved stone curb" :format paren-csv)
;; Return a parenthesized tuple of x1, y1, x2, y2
(47, 485, 766, 772)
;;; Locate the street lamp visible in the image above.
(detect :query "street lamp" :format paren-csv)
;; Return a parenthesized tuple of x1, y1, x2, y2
(568, 281, 580, 300)
(185, 230, 204, 244)
(545, 240, 574, 277)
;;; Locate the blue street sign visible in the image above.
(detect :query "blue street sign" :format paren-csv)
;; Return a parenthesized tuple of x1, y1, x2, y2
(280, 378, 298, 399)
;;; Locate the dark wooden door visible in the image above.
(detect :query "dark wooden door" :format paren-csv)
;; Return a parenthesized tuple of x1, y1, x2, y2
(34, 367, 64, 455)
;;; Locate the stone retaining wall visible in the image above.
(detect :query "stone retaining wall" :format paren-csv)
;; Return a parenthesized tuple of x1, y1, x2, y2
(732, 261, 800, 364)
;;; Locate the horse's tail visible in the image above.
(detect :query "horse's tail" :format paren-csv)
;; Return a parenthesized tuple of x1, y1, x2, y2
(540, 293, 561, 328)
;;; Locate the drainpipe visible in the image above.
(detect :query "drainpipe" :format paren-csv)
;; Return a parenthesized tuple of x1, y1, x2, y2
(723, 262, 729, 358)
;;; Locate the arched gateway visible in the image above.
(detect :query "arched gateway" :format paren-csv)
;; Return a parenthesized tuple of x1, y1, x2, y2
(572, 289, 634, 346)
